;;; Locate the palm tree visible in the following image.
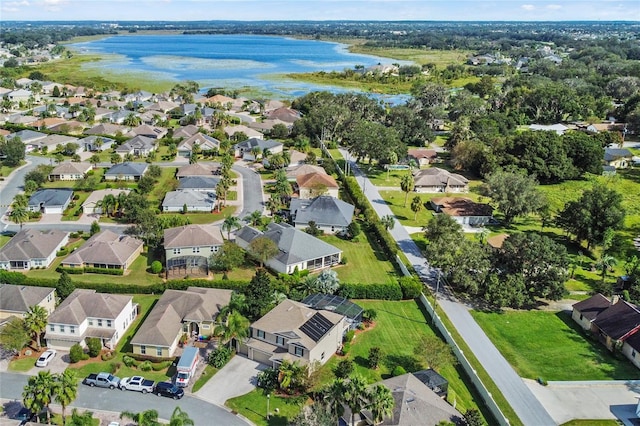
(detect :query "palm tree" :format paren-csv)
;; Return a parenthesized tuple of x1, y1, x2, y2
(23, 370, 55, 424)
(222, 216, 242, 240)
(214, 310, 249, 349)
(88, 154, 101, 168)
(410, 195, 423, 221)
(123, 113, 142, 127)
(368, 384, 395, 425)
(66, 408, 95, 426)
(13, 194, 29, 208)
(169, 407, 194, 426)
(386, 152, 398, 180)
(266, 197, 281, 216)
(119, 409, 161, 426)
(344, 375, 369, 426)
(24, 305, 48, 349)
(324, 378, 346, 423)
(217, 292, 247, 323)
(99, 194, 117, 217)
(400, 172, 415, 207)
(244, 210, 263, 227)
(595, 254, 618, 284)
(9, 206, 29, 229)
(53, 370, 78, 425)
(380, 215, 395, 231)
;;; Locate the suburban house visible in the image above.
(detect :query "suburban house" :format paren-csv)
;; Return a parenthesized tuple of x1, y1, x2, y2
(604, 148, 634, 169)
(528, 123, 569, 135)
(130, 287, 232, 357)
(104, 162, 149, 181)
(77, 135, 115, 152)
(236, 222, 342, 274)
(31, 134, 80, 153)
(28, 189, 74, 214)
(571, 293, 612, 331)
(60, 230, 143, 271)
(232, 137, 283, 160)
(413, 168, 469, 193)
(115, 135, 157, 157)
(224, 125, 263, 140)
(239, 299, 347, 370)
(177, 133, 220, 158)
(289, 196, 354, 234)
(176, 162, 220, 179)
(344, 372, 464, 426)
(177, 176, 220, 192)
(127, 124, 168, 140)
(48, 162, 92, 181)
(45, 289, 137, 350)
(431, 197, 494, 226)
(6, 130, 47, 150)
(172, 124, 199, 140)
(296, 172, 340, 199)
(301, 293, 364, 330)
(407, 148, 438, 166)
(0, 229, 69, 270)
(84, 123, 130, 137)
(265, 107, 302, 123)
(161, 190, 215, 213)
(285, 164, 326, 181)
(164, 224, 224, 276)
(0, 284, 56, 320)
(81, 188, 130, 215)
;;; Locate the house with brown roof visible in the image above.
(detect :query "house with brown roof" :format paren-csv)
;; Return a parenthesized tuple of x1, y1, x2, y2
(407, 148, 438, 166)
(49, 162, 92, 181)
(84, 123, 130, 137)
(0, 229, 69, 270)
(296, 172, 339, 199)
(45, 289, 137, 350)
(571, 293, 612, 331)
(430, 197, 493, 226)
(127, 124, 168, 140)
(176, 162, 220, 179)
(130, 287, 232, 357)
(81, 188, 130, 215)
(0, 284, 56, 321)
(115, 135, 157, 158)
(591, 299, 640, 351)
(61, 230, 143, 271)
(285, 164, 326, 181)
(172, 125, 200, 140)
(176, 133, 220, 158)
(414, 168, 469, 193)
(164, 224, 224, 276)
(265, 107, 301, 123)
(239, 299, 347, 370)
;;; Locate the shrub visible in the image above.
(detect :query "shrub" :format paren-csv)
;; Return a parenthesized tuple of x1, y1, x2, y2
(122, 355, 136, 367)
(340, 255, 347, 265)
(338, 282, 402, 300)
(151, 360, 172, 371)
(139, 361, 153, 371)
(398, 276, 423, 299)
(83, 267, 124, 275)
(362, 308, 378, 324)
(56, 248, 69, 257)
(150, 261, 162, 274)
(334, 359, 354, 379)
(392, 366, 406, 377)
(368, 347, 382, 369)
(86, 337, 102, 358)
(69, 344, 88, 363)
(208, 346, 233, 368)
(344, 330, 355, 343)
(101, 351, 115, 361)
(110, 362, 122, 375)
(257, 367, 279, 392)
(341, 342, 351, 356)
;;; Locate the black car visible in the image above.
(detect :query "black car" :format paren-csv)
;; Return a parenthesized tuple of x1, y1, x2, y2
(13, 407, 36, 425)
(154, 382, 184, 400)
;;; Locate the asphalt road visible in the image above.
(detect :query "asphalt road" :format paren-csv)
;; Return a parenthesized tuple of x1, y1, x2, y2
(341, 149, 556, 426)
(232, 163, 264, 220)
(0, 155, 51, 217)
(0, 372, 249, 426)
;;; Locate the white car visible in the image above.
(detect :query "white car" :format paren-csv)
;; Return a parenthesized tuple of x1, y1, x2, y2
(35, 349, 56, 367)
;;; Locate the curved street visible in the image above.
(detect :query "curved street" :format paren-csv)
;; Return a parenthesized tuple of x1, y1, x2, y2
(342, 150, 556, 426)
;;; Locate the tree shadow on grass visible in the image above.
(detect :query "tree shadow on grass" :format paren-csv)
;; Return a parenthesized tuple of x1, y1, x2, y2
(353, 355, 369, 369)
(382, 354, 422, 378)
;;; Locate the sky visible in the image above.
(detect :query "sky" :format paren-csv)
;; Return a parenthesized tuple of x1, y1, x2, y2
(2, 0, 639, 22)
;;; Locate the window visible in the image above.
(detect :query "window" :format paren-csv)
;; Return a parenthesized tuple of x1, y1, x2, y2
(106, 320, 112, 328)
(276, 336, 285, 346)
(212, 246, 219, 253)
(70, 326, 75, 334)
(321, 351, 325, 360)
(59, 325, 65, 333)
(193, 247, 200, 253)
(47, 294, 52, 302)
(97, 319, 103, 327)
(49, 325, 55, 332)
(88, 319, 94, 326)
(294, 346, 304, 357)
(633, 350, 637, 358)
(173, 248, 181, 255)
(156, 347, 163, 356)
(256, 330, 265, 339)
(140, 345, 146, 355)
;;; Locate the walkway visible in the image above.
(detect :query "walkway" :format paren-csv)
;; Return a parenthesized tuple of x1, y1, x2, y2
(341, 149, 556, 426)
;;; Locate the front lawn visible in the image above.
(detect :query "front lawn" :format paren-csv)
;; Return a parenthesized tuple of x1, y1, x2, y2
(192, 365, 219, 393)
(226, 389, 306, 426)
(472, 310, 640, 381)
(9, 356, 38, 372)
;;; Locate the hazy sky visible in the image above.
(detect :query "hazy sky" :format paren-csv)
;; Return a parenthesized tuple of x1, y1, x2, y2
(3, 0, 639, 21)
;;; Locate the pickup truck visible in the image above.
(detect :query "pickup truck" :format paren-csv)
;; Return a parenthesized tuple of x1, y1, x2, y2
(83, 372, 120, 389)
(119, 376, 155, 394)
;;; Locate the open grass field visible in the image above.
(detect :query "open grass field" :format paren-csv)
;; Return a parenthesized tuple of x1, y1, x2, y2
(226, 389, 307, 426)
(348, 45, 473, 68)
(319, 233, 399, 284)
(471, 310, 640, 381)
(312, 300, 486, 419)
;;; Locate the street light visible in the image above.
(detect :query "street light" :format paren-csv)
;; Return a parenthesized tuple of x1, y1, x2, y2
(266, 393, 270, 420)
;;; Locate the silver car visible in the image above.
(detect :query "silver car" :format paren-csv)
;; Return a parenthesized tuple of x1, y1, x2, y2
(35, 349, 56, 367)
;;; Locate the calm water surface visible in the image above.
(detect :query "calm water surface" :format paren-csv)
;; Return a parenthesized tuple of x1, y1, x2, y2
(72, 34, 409, 100)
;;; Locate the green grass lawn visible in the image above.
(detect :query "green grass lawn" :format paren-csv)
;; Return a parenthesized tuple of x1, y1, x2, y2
(312, 300, 485, 418)
(472, 310, 640, 381)
(0, 235, 12, 248)
(560, 420, 621, 426)
(62, 192, 91, 221)
(8, 356, 38, 372)
(192, 365, 219, 393)
(148, 167, 178, 204)
(319, 233, 399, 284)
(0, 163, 22, 178)
(226, 389, 307, 426)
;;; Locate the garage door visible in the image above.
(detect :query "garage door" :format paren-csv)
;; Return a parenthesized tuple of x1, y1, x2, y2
(250, 348, 273, 366)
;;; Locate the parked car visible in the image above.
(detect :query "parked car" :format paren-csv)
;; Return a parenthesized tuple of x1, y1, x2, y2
(119, 376, 155, 393)
(83, 372, 121, 389)
(35, 349, 56, 367)
(153, 382, 184, 400)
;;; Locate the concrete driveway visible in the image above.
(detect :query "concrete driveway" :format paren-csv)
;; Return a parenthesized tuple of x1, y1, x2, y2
(25, 349, 70, 375)
(195, 355, 265, 405)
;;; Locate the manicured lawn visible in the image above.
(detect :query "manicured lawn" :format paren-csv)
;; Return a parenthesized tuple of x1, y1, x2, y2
(192, 365, 219, 393)
(319, 233, 399, 284)
(148, 167, 178, 204)
(62, 192, 91, 221)
(226, 388, 307, 426)
(9, 356, 38, 372)
(561, 420, 621, 426)
(0, 235, 12, 248)
(0, 163, 23, 178)
(472, 310, 640, 381)
(313, 300, 485, 418)
(159, 206, 237, 225)
(378, 190, 435, 228)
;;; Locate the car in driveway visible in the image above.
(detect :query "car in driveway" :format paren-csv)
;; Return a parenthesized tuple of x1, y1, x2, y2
(35, 349, 56, 367)
(153, 382, 184, 400)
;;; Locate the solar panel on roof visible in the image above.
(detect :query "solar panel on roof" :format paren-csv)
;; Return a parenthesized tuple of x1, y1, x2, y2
(299, 312, 334, 342)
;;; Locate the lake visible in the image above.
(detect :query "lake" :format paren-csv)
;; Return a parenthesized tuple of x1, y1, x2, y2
(71, 34, 408, 100)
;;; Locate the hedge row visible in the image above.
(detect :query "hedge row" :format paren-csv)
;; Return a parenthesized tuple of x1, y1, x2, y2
(337, 282, 403, 300)
(57, 266, 124, 276)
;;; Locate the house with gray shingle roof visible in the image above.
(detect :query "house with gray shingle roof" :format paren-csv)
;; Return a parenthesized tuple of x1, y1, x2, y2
(177, 176, 220, 192)
(49, 162, 92, 181)
(45, 289, 137, 350)
(604, 148, 633, 169)
(0, 284, 56, 320)
(104, 162, 148, 181)
(413, 168, 469, 193)
(127, 124, 168, 140)
(162, 190, 215, 213)
(61, 230, 143, 271)
(236, 222, 342, 274)
(115, 135, 156, 158)
(176, 162, 220, 179)
(34, 134, 80, 153)
(28, 189, 74, 214)
(163, 224, 224, 276)
(84, 123, 130, 137)
(239, 299, 347, 370)
(130, 287, 232, 357)
(77, 135, 115, 152)
(290, 196, 354, 234)
(232, 137, 283, 161)
(6, 129, 47, 152)
(177, 133, 220, 158)
(0, 229, 69, 270)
